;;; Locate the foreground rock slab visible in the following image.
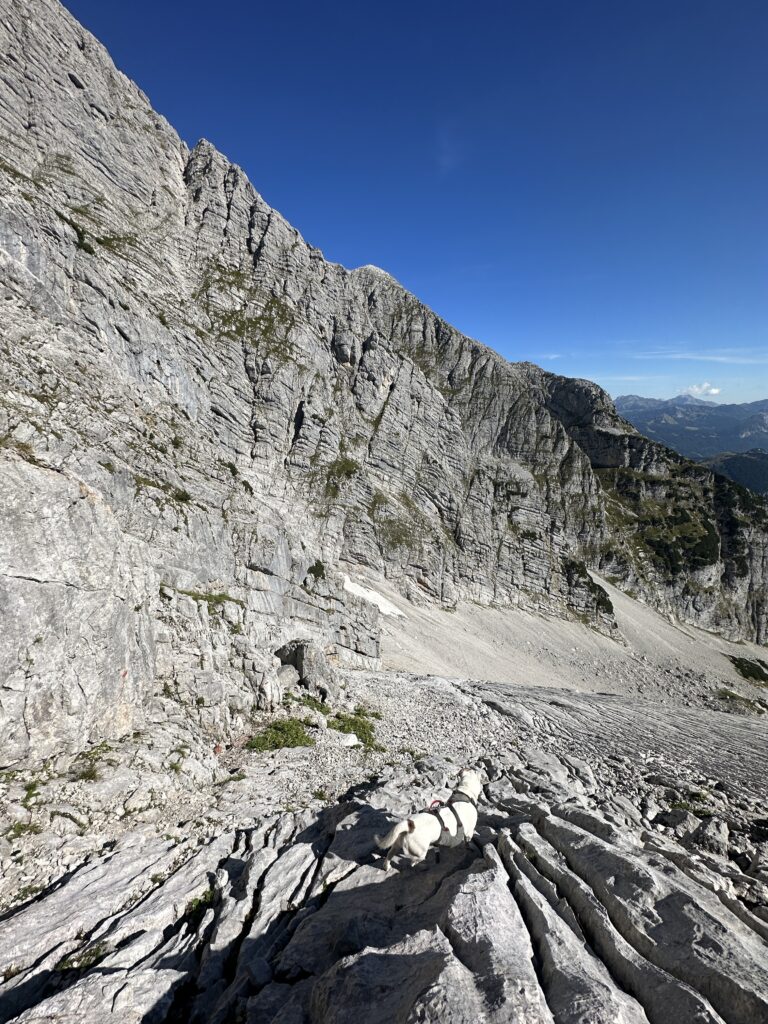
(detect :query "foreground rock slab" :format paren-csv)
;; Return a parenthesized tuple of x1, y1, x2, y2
(1, 750, 766, 1024)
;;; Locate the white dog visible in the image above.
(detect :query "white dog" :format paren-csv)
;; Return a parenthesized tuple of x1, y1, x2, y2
(375, 769, 483, 870)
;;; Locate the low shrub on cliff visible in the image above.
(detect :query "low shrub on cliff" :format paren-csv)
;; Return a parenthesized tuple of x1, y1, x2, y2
(324, 455, 359, 499)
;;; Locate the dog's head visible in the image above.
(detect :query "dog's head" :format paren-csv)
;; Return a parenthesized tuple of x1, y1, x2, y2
(456, 768, 484, 800)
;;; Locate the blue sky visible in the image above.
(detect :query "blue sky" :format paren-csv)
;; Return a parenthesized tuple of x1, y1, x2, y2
(64, 0, 767, 402)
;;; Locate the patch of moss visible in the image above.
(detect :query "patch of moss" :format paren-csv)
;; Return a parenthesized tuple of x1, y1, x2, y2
(324, 455, 360, 499)
(174, 587, 245, 611)
(55, 211, 95, 254)
(368, 490, 389, 517)
(133, 474, 193, 505)
(214, 771, 246, 786)
(16, 882, 43, 901)
(368, 490, 427, 551)
(0, 435, 41, 465)
(399, 747, 427, 760)
(246, 717, 315, 752)
(376, 513, 415, 550)
(96, 233, 136, 254)
(307, 559, 326, 581)
(0, 156, 31, 183)
(669, 800, 713, 817)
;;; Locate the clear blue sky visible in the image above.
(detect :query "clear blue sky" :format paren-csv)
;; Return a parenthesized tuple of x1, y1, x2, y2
(64, 0, 768, 403)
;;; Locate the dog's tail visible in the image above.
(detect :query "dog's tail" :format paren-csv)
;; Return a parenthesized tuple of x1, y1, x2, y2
(375, 819, 414, 850)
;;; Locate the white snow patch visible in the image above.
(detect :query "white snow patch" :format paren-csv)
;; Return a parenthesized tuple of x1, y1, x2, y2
(343, 576, 406, 618)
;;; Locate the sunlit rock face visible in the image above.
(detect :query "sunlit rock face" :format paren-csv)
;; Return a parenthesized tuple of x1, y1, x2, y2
(1, 0, 766, 764)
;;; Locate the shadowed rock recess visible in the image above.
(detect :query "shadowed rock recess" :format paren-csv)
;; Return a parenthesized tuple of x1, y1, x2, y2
(1, 1, 767, 1022)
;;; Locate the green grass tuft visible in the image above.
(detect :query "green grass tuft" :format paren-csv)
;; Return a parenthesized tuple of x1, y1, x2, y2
(6, 821, 42, 841)
(297, 693, 328, 715)
(55, 941, 109, 972)
(327, 707, 384, 751)
(246, 717, 315, 752)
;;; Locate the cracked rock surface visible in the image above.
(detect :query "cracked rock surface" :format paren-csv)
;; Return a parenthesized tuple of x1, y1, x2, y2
(1, 673, 767, 1023)
(1, 734, 767, 1024)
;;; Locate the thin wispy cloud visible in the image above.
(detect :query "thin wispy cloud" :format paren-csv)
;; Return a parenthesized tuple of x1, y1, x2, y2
(634, 348, 768, 365)
(539, 353, 562, 361)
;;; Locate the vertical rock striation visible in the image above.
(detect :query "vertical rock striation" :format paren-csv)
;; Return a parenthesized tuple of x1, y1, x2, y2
(0, 0, 766, 764)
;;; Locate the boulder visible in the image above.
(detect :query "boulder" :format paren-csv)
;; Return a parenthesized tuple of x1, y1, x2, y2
(275, 639, 339, 703)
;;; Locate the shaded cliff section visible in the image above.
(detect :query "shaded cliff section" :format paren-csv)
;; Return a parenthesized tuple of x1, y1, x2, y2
(0, 0, 766, 761)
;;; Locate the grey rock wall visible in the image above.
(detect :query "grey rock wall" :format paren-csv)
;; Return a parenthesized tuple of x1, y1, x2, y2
(0, 0, 766, 765)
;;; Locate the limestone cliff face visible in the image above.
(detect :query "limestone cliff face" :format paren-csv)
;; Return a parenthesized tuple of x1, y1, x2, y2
(541, 373, 768, 641)
(0, 0, 766, 763)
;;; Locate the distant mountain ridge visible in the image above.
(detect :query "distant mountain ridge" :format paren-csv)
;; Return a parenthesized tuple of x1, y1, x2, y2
(615, 394, 768, 460)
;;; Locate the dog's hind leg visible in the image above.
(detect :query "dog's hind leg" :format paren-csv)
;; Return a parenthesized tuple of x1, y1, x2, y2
(408, 838, 431, 868)
(384, 832, 405, 870)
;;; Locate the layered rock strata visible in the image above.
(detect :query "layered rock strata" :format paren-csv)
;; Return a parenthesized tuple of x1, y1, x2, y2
(0, 0, 766, 769)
